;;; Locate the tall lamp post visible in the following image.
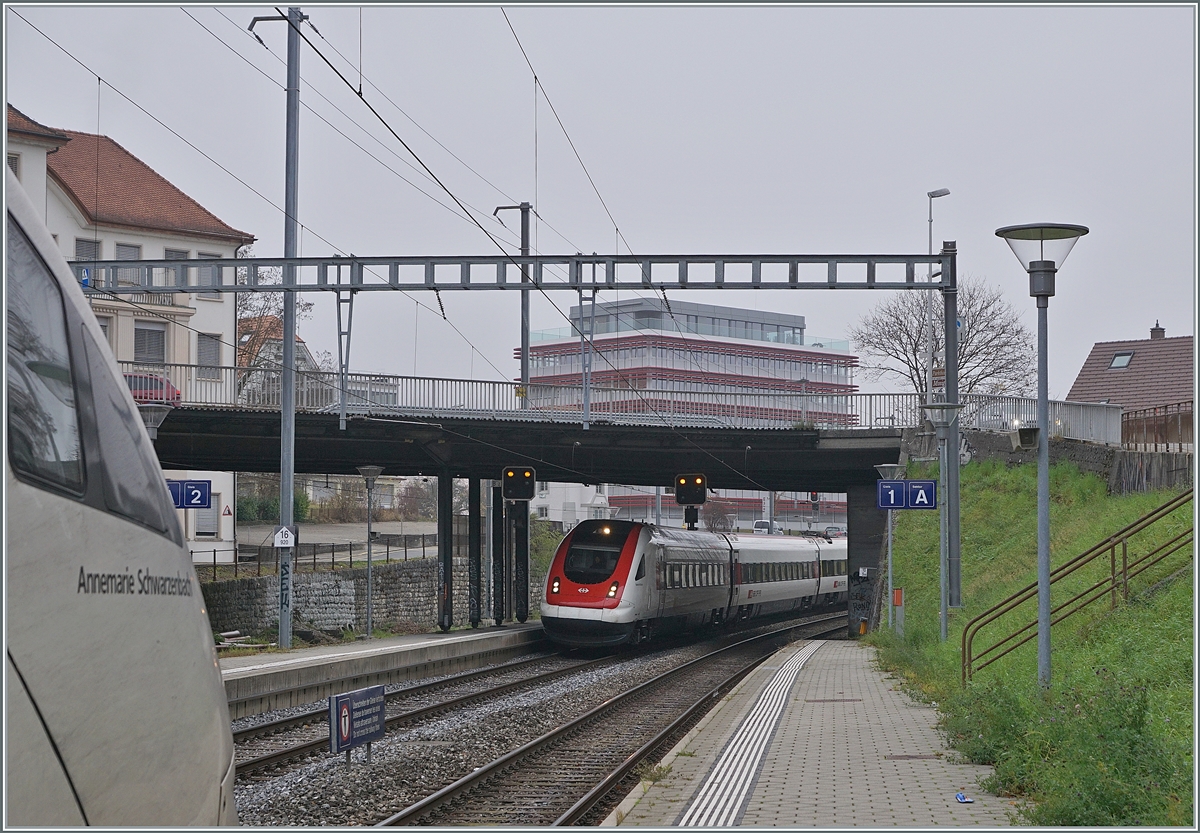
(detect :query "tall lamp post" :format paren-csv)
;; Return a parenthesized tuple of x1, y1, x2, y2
(995, 222, 1089, 688)
(921, 402, 964, 642)
(357, 465, 384, 638)
(874, 463, 907, 628)
(925, 188, 950, 405)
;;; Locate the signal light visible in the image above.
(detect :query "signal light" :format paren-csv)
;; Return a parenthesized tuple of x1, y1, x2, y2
(502, 466, 536, 501)
(674, 474, 707, 506)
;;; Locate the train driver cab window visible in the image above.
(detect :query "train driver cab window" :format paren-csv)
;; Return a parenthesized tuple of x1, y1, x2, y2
(634, 556, 646, 581)
(6, 215, 84, 495)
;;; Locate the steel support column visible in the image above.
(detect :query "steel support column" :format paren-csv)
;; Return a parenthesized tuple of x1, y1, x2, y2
(513, 501, 529, 623)
(491, 485, 505, 624)
(941, 241, 962, 608)
(468, 477, 482, 628)
(438, 470, 454, 632)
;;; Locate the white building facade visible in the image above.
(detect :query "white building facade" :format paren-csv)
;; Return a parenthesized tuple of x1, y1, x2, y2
(8, 106, 255, 559)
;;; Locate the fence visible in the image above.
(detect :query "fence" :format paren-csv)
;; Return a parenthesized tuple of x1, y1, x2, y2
(119, 362, 1123, 441)
(197, 533, 438, 582)
(1122, 400, 1193, 452)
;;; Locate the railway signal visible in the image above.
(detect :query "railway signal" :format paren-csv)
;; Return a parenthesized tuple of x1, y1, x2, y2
(810, 491, 820, 511)
(674, 474, 708, 506)
(502, 466, 536, 501)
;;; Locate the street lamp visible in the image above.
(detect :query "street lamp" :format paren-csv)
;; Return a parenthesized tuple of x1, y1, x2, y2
(925, 188, 951, 405)
(921, 402, 964, 642)
(874, 463, 907, 629)
(357, 465, 384, 638)
(137, 403, 173, 441)
(995, 222, 1089, 688)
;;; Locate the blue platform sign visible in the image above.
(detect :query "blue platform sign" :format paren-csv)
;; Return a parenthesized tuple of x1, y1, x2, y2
(166, 479, 211, 509)
(876, 479, 937, 510)
(329, 685, 386, 753)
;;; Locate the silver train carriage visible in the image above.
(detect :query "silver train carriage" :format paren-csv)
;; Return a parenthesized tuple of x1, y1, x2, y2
(5, 169, 237, 825)
(540, 519, 848, 648)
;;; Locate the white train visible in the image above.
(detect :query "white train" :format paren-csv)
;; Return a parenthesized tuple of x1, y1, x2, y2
(5, 169, 237, 825)
(540, 519, 848, 648)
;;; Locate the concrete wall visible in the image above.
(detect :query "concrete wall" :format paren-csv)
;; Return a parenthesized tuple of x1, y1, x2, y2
(846, 482, 887, 637)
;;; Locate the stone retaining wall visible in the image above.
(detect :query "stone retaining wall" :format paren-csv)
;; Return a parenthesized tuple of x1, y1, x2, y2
(901, 428, 1193, 495)
(201, 559, 547, 637)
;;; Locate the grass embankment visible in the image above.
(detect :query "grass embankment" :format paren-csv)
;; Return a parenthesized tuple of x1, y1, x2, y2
(869, 459, 1193, 826)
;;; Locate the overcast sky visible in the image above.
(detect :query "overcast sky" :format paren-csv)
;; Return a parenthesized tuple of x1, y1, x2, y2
(6, 4, 1196, 398)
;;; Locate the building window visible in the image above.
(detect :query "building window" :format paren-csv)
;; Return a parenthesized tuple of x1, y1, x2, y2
(1109, 352, 1133, 369)
(195, 493, 220, 538)
(7, 153, 19, 177)
(197, 333, 221, 379)
(115, 243, 141, 286)
(74, 237, 101, 261)
(134, 320, 166, 364)
(197, 252, 221, 299)
(164, 248, 189, 259)
(537, 505, 549, 519)
(96, 316, 112, 344)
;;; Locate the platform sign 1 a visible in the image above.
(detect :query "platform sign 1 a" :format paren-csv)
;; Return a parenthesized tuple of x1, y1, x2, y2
(329, 685, 386, 754)
(876, 479, 937, 510)
(165, 479, 211, 509)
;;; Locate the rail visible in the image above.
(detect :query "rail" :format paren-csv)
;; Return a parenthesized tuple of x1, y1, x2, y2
(961, 488, 1194, 685)
(1122, 400, 1193, 452)
(119, 362, 1123, 440)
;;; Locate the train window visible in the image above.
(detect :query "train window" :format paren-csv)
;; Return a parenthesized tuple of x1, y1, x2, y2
(80, 327, 176, 537)
(6, 216, 84, 495)
(634, 556, 646, 581)
(564, 544, 622, 585)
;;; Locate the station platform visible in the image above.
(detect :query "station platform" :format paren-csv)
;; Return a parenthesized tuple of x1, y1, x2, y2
(607, 640, 1017, 827)
(219, 622, 545, 718)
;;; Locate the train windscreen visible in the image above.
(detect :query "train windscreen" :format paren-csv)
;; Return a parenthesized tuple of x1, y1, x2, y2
(563, 521, 635, 584)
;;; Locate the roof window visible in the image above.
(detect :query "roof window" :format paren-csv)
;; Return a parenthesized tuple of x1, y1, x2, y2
(1109, 352, 1133, 369)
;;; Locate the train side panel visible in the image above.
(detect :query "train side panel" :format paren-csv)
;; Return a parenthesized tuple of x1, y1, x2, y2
(5, 171, 236, 826)
(727, 533, 822, 617)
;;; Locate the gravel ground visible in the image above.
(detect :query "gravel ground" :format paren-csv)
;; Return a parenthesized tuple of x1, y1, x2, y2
(235, 644, 712, 826)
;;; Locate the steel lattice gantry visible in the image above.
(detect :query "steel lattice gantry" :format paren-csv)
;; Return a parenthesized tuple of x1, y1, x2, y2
(80, 247, 961, 637)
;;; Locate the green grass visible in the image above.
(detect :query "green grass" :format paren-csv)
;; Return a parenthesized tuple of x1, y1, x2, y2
(869, 459, 1193, 826)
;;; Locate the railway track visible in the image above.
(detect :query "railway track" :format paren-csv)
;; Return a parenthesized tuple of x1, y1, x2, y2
(377, 613, 845, 826)
(234, 653, 614, 776)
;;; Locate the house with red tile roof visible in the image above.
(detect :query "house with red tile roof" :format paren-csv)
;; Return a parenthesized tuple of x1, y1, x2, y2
(7, 104, 256, 557)
(1066, 322, 1193, 450)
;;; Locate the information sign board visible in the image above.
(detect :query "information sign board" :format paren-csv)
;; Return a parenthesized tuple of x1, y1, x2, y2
(329, 685, 386, 754)
(165, 479, 211, 509)
(876, 479, 937, 510)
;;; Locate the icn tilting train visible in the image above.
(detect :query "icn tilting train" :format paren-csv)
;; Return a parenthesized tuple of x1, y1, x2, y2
(5, 169, 237, 825)
(540, 519, 849, 648)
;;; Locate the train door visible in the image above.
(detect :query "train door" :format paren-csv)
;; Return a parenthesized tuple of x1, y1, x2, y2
(652, 544, 665, 619)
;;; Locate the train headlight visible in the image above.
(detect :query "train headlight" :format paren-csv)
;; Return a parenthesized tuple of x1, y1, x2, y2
(551, 577, 561, 594)
(607, 581, 619, 598)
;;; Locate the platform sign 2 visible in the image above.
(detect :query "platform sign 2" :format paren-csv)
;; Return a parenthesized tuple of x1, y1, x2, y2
(165, 479, 211, 509)
(876, 480, 937, 510)
(329, 685, 386, 754)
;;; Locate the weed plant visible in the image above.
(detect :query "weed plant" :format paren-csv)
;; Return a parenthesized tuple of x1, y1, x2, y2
(870, 460, 1193, 826)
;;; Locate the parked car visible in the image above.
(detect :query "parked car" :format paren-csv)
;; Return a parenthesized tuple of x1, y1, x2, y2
(123, 372, 182, 404)
(824, 525, 847, 538)
(752, 520, 784, 535)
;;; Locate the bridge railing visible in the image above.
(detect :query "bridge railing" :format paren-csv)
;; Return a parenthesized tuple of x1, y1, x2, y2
(118, 363, 1122, 441)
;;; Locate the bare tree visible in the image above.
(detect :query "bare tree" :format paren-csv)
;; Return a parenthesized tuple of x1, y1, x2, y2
(702, 498, 736, 532)
(849, 275, 1036, 397)
(235, 245, 314, 336)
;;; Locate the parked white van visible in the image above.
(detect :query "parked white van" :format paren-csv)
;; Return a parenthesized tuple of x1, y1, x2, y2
(752, 520, 784, 534)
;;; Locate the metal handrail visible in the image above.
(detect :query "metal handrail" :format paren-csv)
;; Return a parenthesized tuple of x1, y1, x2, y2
(961, 488, 1193, 685)
(117, 361, 1123, 439)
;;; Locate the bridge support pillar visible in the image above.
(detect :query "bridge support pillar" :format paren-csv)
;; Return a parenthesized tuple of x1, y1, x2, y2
(468, 478, 482, 628)
(513, 501, 529, 623)
(846, 482, 887, 638)
(491, 485, 506, 624)
(438, 470, 454, 632)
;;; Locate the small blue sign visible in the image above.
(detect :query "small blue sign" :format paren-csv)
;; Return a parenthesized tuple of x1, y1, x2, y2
(166, 479, 211, 509)
(876, 479, 937, 510)
(329, 685, 386, 754)
(81, 268, 90, 287)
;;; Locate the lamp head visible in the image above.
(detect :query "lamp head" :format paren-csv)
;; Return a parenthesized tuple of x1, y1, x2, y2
(874, 463, 907, 480)
(357, 465, 384, 486)
(995, 223, 1089, 272)
(920, 402, 965, 428)
(137, 403, 174, 440)
(927, 188, 950, 199)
